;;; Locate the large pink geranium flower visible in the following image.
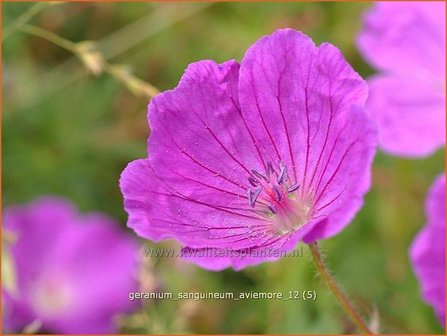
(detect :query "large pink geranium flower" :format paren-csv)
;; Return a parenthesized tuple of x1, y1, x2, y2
(357, 2, 446, 157)
(410, 174, 446, 326)
(120, 29, 377, 271)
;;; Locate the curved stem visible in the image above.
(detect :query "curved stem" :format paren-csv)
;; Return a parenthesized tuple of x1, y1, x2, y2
(19, 24, 78, 52)
(17, 24, 159, 98)
(308, 242, 373, 334)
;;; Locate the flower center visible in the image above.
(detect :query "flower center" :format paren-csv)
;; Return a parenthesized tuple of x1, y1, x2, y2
(247, 162, 311, 235)
(31, 273, 74, 318)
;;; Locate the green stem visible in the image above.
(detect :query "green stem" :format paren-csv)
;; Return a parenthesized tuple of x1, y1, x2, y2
(308, 242, 373, 334)
(2, 2, 48, 41)
(17, 24, 159, 98)
(19, 24, 78, 53)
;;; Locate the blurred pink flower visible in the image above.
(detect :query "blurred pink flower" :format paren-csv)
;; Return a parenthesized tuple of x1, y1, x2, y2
(410, 174, 446, 326)
(2, 197, 139, 333)
(357, 2, 446, 157)
(120, 29, 377, 271)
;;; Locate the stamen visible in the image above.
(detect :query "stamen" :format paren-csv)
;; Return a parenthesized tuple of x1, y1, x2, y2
(273, 185, 282, 201)
(245, 162, 309, 235)
(251, 169, 269, 182)
(266, 162, 274, 177)
(268, 205, 277, 214)
(249, 187, 263, 208)
(248, 177, 259, 187)
(277, 166, 287, 185)
(288, 183, 300, 193)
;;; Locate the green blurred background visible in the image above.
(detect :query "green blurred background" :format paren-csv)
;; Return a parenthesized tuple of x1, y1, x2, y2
(2, 2, 445, 334)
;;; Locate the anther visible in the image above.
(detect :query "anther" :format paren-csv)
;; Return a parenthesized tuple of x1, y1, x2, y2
(251, 170, 269, 182)
(268, 205, 277, 214)
(248, 177, 259, 187)
(248, 187, 263, 208)
(273, 185, 282, 201)
(277, 166, 287, 185)
(247, 188, 252, 206)
(266, 162, 274, 177)
(288, 183, 300, 193)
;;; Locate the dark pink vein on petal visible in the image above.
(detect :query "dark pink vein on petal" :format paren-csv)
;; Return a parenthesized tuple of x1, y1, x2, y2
(231, 97, 268, 170)
(307, 94, 335, 190)
(173, 142, 245, 190)
(170, 170, 246, 199)
(268, 44, 298, 182)
(167, 193, 257, 215)
(251, 233, 292, 250)
(148, 188, 262, 220)
(301, 57, 315, 195)
(170, 167, 271, 207)
(145, 217, 265, 245)
(196, 87, 254, 176)
(203, 124, 252, 175)
(313, 139, 360, 206)
(313, 188, 345, 213)
(249, 70, 282, 163)
(276, 81, 297, 182)
(149, 169, 265, 220)
(151, 219, 251, 232)
(313, 119, 350, 193)
(257, 56, 298, 182)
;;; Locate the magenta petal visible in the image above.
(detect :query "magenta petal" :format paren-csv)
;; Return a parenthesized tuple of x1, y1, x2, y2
(239, 30, 369, 179)
(3, 197, 139, 333)
(239, 29, 376, 242)
(120, 29, 377, 270)
(410, 175, 446, 326)
(181, 218, 319, 271)
(121, 62, 273, 250)
(367, 75, 445, 157)
(180, 243, 294, 272)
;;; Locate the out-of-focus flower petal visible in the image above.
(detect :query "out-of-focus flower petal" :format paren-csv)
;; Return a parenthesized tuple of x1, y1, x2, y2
(410, 175, 446, 326)
(2, 197, 139, 333)
(357, 2, 445, 77)
(357, 2, 446, 157)
(366, 75, 445, 157)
